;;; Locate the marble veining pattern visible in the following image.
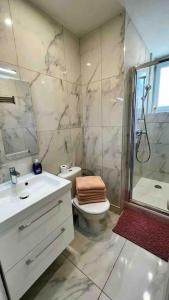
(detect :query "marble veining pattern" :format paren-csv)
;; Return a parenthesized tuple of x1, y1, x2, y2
(102, 127, 122, 169)
(21, 212, 169, 300)
(10, 0, 66, 79)
(64, 232, 125, 288)
(80, 14, 125, 209)
(101, 13, 125, 79)
(103, 167, 121, 206)
(84, 127, 102, 175)
(0, 0, 82, 183)
(82, 81, 101, 126)
(102, 76, 124, 126)
(0, 0, 18, 65)
(64, 29, 81, 83)
(21, 258, 101, 300)
(38, 129, 72, 174)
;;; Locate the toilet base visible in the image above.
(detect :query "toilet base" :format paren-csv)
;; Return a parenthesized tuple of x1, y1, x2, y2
(76, 209, 108, 235)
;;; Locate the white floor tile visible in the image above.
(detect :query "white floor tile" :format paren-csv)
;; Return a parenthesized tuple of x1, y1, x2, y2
(65, 217, 125, 289)
(103, 240, 168, 300)
(99, 292, 111, 300)
(22, 257, 101, 300)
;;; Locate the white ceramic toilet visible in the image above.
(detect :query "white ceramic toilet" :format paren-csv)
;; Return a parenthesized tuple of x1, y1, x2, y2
(58, 167, 110, 234)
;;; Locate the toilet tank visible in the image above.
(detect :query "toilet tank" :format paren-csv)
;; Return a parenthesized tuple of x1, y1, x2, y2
(58, 167, 81, 198)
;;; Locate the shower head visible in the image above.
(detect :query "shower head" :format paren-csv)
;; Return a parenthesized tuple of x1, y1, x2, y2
(145, 84, 151, 92)
(142, 84, 151, 102)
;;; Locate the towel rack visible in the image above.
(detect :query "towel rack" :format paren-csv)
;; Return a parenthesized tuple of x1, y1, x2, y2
(0, 96, 15, 104)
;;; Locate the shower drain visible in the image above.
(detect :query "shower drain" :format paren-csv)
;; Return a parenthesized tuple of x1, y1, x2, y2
(154, 184, 162, 189)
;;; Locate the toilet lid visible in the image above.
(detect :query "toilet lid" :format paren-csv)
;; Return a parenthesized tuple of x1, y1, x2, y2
(73, 197, 110, 215)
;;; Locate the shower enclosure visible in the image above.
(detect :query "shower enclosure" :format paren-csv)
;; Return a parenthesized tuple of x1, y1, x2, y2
(130, 56, 169, 214)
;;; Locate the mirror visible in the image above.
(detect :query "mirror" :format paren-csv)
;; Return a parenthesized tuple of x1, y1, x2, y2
(0, 76, 38, 164)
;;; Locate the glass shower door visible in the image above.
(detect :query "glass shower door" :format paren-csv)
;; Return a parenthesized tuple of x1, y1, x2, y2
(131, 60, 169, 214)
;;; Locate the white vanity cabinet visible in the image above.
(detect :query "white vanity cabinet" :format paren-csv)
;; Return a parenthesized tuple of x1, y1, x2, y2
(0, 172, 74, 300)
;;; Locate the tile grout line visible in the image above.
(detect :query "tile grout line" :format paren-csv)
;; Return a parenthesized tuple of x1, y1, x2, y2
(99, 238, 127, 299)
(62, 252, 103, 293)
(62, 234, 127, 299)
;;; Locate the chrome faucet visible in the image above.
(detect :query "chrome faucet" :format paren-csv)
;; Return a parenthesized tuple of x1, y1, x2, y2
(9, 167, 20, 184)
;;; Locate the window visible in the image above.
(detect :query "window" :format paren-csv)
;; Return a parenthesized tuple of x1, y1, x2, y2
(153, 61, 169, 112)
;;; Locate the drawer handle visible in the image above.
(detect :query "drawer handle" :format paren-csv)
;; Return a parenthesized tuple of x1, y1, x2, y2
(25, 227, 65, 266)
(18, 200, 63, 231)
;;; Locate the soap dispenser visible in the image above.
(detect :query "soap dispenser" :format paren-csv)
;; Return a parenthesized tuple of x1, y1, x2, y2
(32, 158, 42, 175)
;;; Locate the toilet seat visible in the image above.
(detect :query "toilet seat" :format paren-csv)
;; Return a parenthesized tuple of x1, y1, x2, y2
(72, 197, 110, 215)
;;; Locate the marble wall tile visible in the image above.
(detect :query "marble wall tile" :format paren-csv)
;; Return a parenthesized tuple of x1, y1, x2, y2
(80, 14, 126, 208)
(10, 0, 66, 79)
(0, 0, 17, 65)
(151, 143, 169, 156)
(142, 152, 169, 183)
(147, 123, 169, 145)
(146, 112, 169, 123)
(124, 15, 150, 71)
(102, 127, 122, 169)
(101, 13, 125, 79)
(103, 167, 121, 206)
(82, 81, 101, 127)
(102, 76, 124, 126)
(67, 82, 81, 128)
(83, 127, 102, 175)
(81, 49, 101, 85)
(29, 74, 69, 131)
(80, 29, 101, 84)
(64, 29, 80, 83)
(70, 128, 83, 167)
(38, 129, 72, 174)
(80, 29, 101, 56)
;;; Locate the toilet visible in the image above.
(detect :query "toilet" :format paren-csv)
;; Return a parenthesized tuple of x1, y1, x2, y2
(58, 167, 110, 234)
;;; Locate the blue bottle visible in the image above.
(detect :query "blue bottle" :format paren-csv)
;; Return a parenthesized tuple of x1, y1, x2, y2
(32, 158, 42, 175)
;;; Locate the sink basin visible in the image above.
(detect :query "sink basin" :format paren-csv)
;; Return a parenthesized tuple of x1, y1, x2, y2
(0, 171, 71, 225)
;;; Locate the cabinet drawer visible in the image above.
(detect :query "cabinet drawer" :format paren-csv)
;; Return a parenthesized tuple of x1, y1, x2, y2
(0, 190, 72, 273)
(5, 216, 74, 300)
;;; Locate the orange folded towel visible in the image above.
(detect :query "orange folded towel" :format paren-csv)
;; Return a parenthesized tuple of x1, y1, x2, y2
(78, 194, 106, 200)
(78, 199, 106, 205)
(76, 176, 105, 191)
(77, 189, 106, 196)
(76, 176, 107, 205)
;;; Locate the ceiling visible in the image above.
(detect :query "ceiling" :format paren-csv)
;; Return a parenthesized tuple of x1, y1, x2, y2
(29, 0, 123, 36)
(30, 0, 169, 58)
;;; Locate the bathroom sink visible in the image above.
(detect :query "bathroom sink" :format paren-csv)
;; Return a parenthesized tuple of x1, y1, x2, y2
(0, 171, 71, 225)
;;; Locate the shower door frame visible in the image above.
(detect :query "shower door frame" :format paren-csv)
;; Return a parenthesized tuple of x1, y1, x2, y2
(128, 55, 169, 216)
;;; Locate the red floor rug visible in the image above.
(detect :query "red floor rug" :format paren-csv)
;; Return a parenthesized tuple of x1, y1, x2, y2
(113, 208, 169, 261)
